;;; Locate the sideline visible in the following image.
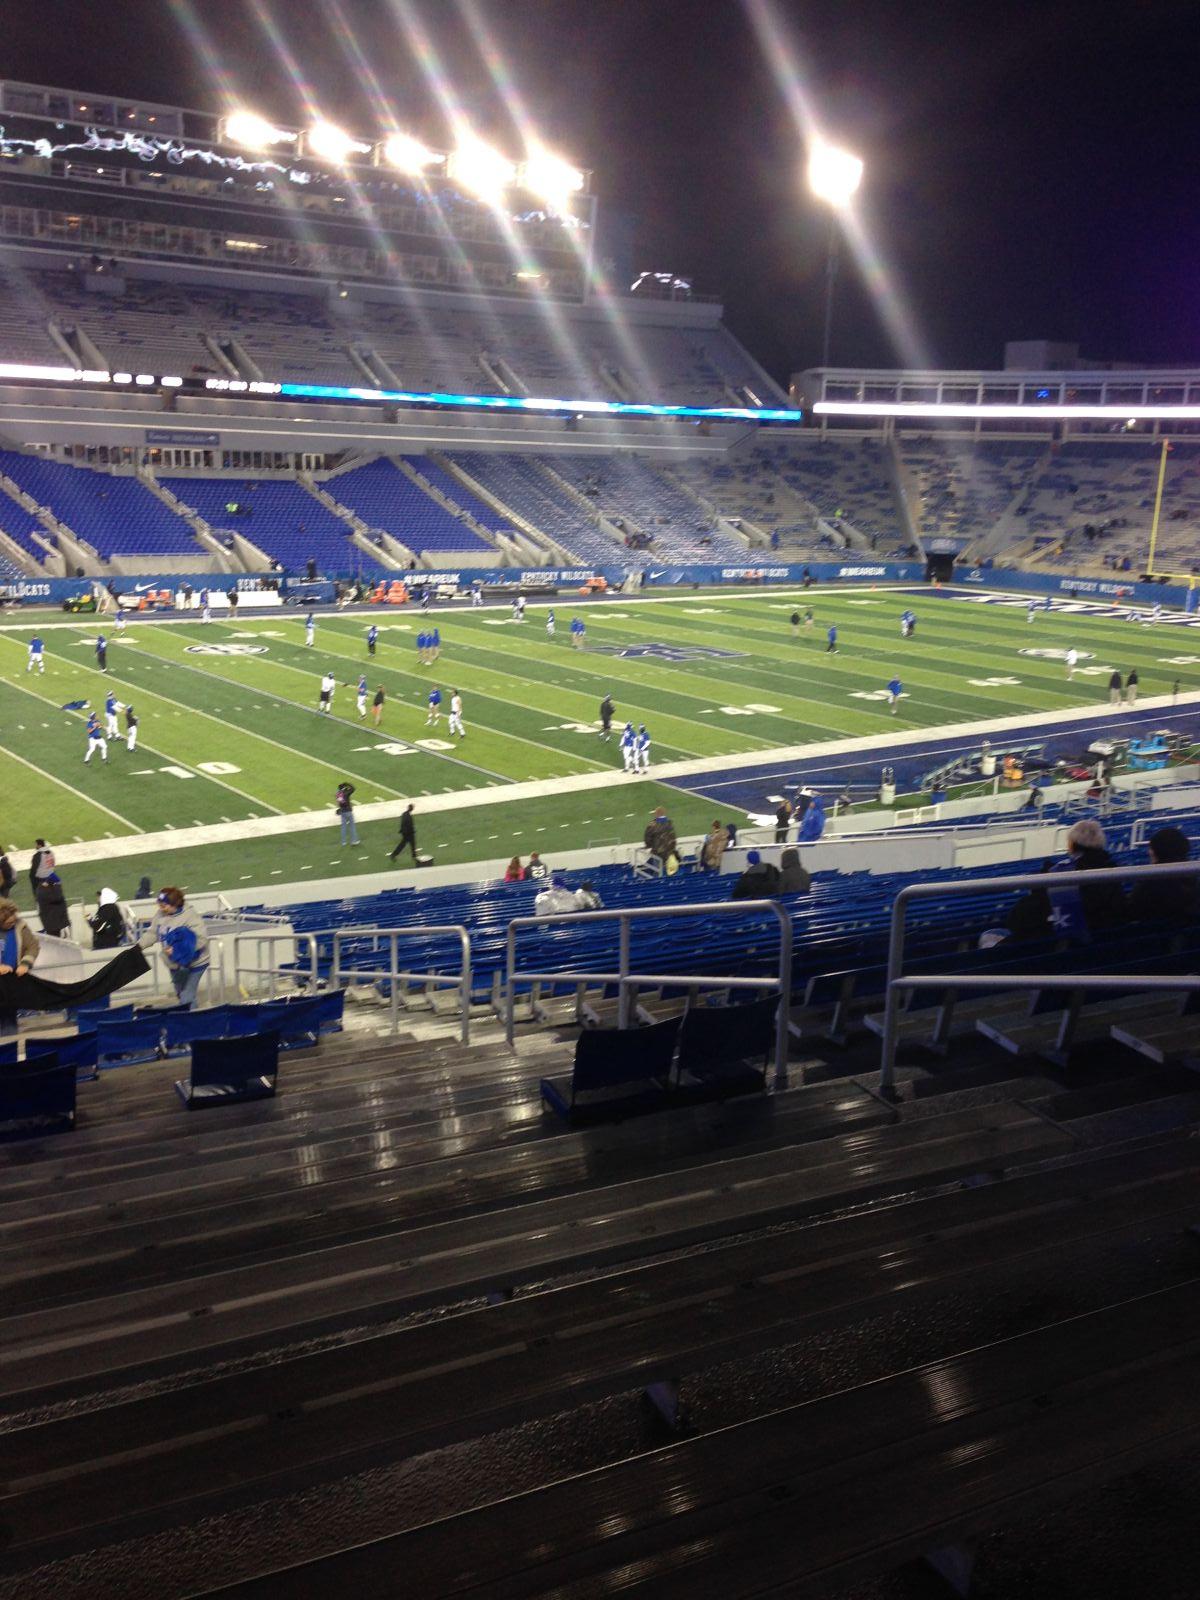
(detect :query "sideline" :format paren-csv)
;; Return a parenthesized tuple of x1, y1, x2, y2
(39, 686, 1200, 869)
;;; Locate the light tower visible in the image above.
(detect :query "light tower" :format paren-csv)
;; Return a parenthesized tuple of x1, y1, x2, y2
(807, 141, 863, 368)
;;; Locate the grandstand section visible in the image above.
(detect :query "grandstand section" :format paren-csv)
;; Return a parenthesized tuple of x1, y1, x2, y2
(0, 70, 1199, 1600)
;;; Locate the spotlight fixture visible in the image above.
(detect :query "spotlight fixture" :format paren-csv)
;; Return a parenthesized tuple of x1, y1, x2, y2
(302, 121, 371, 165)
(447, 136, 516, 201)
(521, 148, 584, 212)
(219, 110, 296, 150)
(376, 131, 445, 175)
(807, 141, 863, 209)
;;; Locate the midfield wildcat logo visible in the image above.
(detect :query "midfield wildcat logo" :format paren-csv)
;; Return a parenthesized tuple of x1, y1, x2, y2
(588, 643, 748, 661)
(184, 643, 268, 656)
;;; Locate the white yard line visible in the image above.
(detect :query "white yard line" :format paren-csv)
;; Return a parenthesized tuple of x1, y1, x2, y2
(0, 669, 286, 820)
(3, 745, 140, 831)
(40, 687, 1200, 868)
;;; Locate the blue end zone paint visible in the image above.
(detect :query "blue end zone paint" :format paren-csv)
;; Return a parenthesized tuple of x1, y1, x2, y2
(667, 702, 1200, 813)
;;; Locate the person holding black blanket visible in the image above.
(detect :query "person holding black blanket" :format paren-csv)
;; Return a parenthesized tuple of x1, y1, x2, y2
(0, 900, 149, 1032)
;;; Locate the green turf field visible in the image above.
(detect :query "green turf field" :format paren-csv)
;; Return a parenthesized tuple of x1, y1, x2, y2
(2, 587, 1197, 896)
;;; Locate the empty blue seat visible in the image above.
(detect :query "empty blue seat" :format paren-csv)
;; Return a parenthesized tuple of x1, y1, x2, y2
(97, 1017, 166, 1065)
(27, 1032, 100, 1081)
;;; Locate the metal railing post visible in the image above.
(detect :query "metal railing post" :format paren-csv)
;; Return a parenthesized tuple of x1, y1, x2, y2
(389, 934, 399, 1036)
(617, 914, 632, 1029)
(505, 921, 517, 1046)
(459, 927, 471, 1044)
(879, 884, 913, 1096)
(877, 859, 1200, 1094)
(771, 902, 792, 1086)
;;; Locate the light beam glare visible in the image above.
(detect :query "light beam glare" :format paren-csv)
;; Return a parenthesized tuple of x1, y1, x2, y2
(743, 0, 929, 374)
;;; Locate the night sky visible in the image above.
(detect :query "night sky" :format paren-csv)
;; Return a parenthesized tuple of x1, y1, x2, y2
(4, 0, 1199, 383)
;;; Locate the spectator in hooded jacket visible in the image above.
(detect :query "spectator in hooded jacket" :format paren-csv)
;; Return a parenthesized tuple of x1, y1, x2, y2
(730, 850, 781, 900)
(777, 848, 811, 895)
(1127, 826, 1197, 927)
(36, 872, 71, 939)
(87, 887, 128, 950)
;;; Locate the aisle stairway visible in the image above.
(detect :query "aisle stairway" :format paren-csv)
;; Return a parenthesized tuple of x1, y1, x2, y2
(0, 991, 1198, 1598)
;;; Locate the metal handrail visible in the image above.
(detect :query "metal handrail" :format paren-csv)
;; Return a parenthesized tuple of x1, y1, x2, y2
(232, 923, 473, 1041)
(331, 924, 472, 1041)
(879, 859, 1200, 1092)
(232, 931, 319, 998)
(504, 899, 793, 1080)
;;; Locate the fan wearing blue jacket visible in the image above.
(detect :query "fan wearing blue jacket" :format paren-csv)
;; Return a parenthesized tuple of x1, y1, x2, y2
(138, 886, 210, 1008)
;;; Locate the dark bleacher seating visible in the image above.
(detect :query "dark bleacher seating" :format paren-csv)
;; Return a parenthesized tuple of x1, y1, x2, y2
(675, 994, 775, 1100)
(540, 1015, 681, 1122)
(0, 1054, 75, 1135)
(175, 1030, 280, 1107)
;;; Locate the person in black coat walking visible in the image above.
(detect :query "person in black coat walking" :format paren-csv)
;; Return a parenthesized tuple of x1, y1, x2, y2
(388, 804, 418, 863)
(36, 873, 71, 938)
(28, 839, 48, 897)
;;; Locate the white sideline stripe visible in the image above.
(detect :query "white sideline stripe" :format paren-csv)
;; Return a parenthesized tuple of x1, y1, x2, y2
(40, 686, 1200, 870)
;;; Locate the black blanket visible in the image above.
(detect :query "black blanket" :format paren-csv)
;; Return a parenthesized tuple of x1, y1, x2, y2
(0, 945, 150, 1011)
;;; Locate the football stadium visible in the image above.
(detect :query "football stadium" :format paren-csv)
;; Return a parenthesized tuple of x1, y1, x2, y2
(1, 7, 1200, 1596)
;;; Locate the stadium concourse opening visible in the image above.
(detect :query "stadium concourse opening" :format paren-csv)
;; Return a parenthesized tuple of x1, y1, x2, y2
(0, 38, 1198, 1600)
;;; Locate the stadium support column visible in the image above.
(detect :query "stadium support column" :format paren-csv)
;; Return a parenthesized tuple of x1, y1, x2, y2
(821, 211, 839, 370)
(1146, 437, 1169, 575)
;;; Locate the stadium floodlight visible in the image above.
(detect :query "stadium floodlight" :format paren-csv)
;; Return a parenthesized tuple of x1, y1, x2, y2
(807, 141, 863, 369)
(447, 136, 516, 201)
(303, 121, 371, 165)
(521, 148, 584, 213)
(807, 141, 863, 209)
(219, 110, 295, 150)
(377, 131, 445, 176)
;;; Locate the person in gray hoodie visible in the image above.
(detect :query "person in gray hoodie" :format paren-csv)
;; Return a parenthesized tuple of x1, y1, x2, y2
(138, 886, 210, 1008)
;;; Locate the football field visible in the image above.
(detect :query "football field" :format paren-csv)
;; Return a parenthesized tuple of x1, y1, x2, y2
(2, 586, 1198, 895)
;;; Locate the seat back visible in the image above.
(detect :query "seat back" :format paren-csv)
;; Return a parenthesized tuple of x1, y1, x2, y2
(27, 1032, 100, 1078)
(181, 1030, 280, 1107)
(0, 1056, 75, 1128)
(97, 1016, 165, 1064)
(77, 1001, 134, 1029)
(249, 997, 323, 1049)
(678, 997, 777, 1079)
(164, 1006, 249, 1051)
(572, 1016, 681, 1096)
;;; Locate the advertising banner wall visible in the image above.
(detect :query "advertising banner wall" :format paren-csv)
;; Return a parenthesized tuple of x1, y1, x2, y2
(2, 561, 1193, 608)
